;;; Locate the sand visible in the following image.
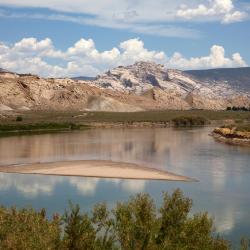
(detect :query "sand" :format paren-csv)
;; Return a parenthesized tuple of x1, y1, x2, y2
(0, 160, 193, 181)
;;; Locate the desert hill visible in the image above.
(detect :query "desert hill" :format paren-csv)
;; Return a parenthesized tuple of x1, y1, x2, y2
(0, 62, 249, 112)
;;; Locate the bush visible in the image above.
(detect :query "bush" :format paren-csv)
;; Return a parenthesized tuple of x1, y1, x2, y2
(0, 189, 231, 250)
(0, 122, 84, 133)
(172, 116, 207, 127)
(220, 124, 250, 132)
(0, 207, 61, 249)
(230, 106, 250, 111)
(235, 124, 250, 132)
(16, 116, 23, 122)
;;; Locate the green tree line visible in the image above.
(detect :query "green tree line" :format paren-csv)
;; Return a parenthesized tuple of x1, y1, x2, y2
(0, 189, 249, 250)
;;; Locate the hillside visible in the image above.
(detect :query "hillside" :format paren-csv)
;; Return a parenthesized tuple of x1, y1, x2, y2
(87, 62, 250, 109)
(0, 62, 250, 112)
(185, 67, 250, 91)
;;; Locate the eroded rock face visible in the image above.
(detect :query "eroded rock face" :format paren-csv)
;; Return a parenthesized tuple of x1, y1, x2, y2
(0, 62, 250, 112)
(0, 73, 151, 112)
(88, 62, 250, 110)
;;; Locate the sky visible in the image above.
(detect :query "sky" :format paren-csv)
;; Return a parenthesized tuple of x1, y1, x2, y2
(0, 0, 250, 77)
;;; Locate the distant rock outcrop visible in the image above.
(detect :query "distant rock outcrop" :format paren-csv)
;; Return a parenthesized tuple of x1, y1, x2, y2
(88, 62, 250, 110)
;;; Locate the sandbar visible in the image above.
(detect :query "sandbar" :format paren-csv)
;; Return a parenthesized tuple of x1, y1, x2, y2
(0, 160, 194, 181)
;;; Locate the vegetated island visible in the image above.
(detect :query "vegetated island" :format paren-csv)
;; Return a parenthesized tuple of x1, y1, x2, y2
(0, 160, 194, 182)
(211, 124, 250, 146)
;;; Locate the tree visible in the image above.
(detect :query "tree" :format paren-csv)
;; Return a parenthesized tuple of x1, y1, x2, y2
(0, 207, 61, 250)
(0, 189, 234, 250)
(92, 203, 117, 250)
(62, 202, 96, 250)
(113, 193, 157, 250)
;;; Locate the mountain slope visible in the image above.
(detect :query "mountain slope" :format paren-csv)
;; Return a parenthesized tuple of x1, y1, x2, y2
(86, 62, 250, 110)
(0, 62, 250, 112)
(185, 67, 250, 91)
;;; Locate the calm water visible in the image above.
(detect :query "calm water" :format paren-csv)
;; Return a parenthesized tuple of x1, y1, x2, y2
(0, 127, 249, 244)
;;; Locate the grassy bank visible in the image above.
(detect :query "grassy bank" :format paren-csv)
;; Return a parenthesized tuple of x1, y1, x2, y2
(236, 124, 250, 132)
(0, 122, 89, 136)
(220, 123, 250, 132)
(1, 110, 250, 124)
(0, 110, 249, 135)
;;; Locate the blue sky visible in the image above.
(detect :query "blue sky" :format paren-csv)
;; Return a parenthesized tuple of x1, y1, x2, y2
(0, 0, 249, 77)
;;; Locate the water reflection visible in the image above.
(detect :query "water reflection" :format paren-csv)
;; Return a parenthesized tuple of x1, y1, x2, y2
(0, 127, 250, 244)
(0, 173, 147, 197)
(0, 128, 215, 171)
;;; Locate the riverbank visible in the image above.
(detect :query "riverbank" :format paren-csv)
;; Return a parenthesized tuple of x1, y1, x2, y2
(0, 123, 89, 136)
(0, 160, 193, 181)
(211, 125, 250, 146)
(0, 110, 249, 134)
(1, 110, 250, 124)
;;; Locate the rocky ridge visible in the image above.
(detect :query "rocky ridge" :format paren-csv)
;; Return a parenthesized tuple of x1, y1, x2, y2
(0, 62, 250, 112)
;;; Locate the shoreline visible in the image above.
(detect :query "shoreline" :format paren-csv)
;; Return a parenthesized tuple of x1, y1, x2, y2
(0, 160, 195, 182)
(0, 120, 223, 136)
(211, 131, 250, 146)
(211, 126, 250, 146)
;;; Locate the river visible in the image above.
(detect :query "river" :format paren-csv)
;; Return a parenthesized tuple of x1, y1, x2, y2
(0, 127, 249, 244)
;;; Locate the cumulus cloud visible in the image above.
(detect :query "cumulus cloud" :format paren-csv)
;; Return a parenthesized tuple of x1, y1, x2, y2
(0, 37, 247, 77)
(167, 45, 247, 70)
(176, 0, 248, 23)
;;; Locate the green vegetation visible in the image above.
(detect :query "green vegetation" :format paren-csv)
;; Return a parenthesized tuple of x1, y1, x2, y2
(172, 116, 208, 127)
(0, 110, 250, 136)
(15, 116, 23, 122)
(0, 122, 88, 135)
(220, 123, 250, 132)
(227, 106, 250, 111)
(0, 207, 61, 249)
(1, 189, 248, 250)
(1, 110, 250, 124)
(235, 124, 250, 132)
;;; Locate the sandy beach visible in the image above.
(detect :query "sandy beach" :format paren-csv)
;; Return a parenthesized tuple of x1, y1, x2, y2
(0, 160, 193, 181)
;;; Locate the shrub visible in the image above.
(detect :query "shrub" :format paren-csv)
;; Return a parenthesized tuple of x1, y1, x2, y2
(0, 189, 231, 250)
(235, 124, 250, 132)
(172, 116, 207, 127)
(16, 116, 23, 122)
(0, 207, 61, 249)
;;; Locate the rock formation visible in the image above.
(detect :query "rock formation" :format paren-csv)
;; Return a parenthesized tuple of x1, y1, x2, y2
(0, 62, 249, 112)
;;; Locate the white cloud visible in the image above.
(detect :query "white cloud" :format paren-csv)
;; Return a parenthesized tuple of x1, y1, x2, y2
(0, 0, 248, 39)
(222, 10, 248, 23)
(0, 10, 201, 39)
(176, 0, 248, 23)
(0, 37, 247, 77)
(166, 45, 247, 69)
